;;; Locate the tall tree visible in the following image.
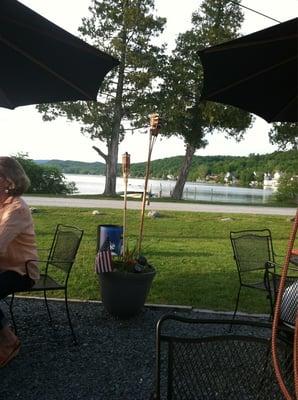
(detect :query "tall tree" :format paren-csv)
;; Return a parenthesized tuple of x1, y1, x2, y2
(155, 0, 253, 199)
(269, 123, 298, 150)
(37, 0, 165, 195)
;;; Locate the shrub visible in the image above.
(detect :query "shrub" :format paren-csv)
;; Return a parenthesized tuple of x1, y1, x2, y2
(274, 174, 298, 205)
(14, 153, 77, 195)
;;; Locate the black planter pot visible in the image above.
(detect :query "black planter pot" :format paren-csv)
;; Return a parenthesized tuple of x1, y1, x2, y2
(98, 269, 156, 318)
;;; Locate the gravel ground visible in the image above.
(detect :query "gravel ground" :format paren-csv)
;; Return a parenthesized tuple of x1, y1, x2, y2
(0, 298, 292, 400)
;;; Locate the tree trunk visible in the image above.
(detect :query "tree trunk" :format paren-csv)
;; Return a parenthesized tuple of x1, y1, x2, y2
(171, 143, 196, 200)
(104, 137, 119, 196)
(92, 137, 119, 196)
(102, 18, 127, 196)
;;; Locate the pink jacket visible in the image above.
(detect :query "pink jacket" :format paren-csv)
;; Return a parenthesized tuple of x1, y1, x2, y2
(0, 196, 39, 282)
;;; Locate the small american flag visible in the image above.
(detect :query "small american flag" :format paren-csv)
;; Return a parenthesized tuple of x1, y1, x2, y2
(95, 238, 113, 273)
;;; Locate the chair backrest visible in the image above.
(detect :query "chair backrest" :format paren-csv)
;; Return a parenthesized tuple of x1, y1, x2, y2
(153, 314, 294, 400)
(47, 224, 84, 274)
(230, 229, 274, 275)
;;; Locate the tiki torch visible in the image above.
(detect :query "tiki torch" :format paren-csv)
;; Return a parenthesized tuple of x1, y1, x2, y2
(137, 113, 161, 255)
(122, 152, 130, 258)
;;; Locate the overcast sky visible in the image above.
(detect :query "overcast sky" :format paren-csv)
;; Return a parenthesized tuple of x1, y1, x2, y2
(1, 0, 297, 163)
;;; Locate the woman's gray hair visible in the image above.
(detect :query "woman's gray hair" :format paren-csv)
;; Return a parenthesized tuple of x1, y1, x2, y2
(0, 157, 30, 196)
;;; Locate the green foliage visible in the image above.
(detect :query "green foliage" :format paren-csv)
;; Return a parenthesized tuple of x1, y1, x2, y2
(269, 123, 298, 150)
(130, 150, 298, 183)
(193, 164, 210, 181)
(14, 154, 77, 194)
(114, 244, 153, 273)
(31, 206, 294, 313)
(36, 159, 106, 175)
(155, 0, 251, 147)
(274, 174, 298, 205)
(238, 169, 255, 186)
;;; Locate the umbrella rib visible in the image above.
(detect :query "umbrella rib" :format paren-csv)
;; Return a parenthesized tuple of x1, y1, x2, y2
(0, 35, 95, 100)
(273, 95, 297, 121)
(205, 55, 297, 98)
(203, 34, 298, 53)
(0, 88, 14, 109)
(2, 15, 114, 61)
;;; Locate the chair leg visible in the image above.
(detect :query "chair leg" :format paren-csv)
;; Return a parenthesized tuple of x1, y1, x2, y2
(232, 286, 242, 320)
(230, 286, 242, 331)
(9, 293, 18, 335)
(267, 290, 274, 321)
(64, 289, 77, 345)
(44, 289, 53, 324)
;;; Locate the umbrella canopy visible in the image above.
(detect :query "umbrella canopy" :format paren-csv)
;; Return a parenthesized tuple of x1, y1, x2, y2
(0, 0, 119, 109)
(198, 18, 298, 123)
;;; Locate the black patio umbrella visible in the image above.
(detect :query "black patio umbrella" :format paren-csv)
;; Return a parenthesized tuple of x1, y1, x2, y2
(0, 0, 119, 109)
(198, 18, 298, 123)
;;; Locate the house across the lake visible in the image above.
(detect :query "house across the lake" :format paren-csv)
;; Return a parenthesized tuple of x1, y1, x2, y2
(263, 171, 281, 190)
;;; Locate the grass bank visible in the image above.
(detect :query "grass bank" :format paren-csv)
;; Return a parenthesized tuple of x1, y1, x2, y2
(31, 206, 295, 314)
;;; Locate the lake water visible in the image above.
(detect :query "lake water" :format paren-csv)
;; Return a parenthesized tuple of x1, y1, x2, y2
(65, 174, 274, 204)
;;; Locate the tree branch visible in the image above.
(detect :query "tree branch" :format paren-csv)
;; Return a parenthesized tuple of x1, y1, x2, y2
(124, 126, 148, 133)
(92, 146, 107, 162)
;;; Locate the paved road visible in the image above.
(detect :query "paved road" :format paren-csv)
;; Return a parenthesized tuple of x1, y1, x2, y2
(24, 196, 297, 216)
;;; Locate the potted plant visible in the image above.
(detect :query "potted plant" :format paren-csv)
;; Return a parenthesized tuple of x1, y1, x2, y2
(98, 246, 156, 318)
(96, 114, 160, 318)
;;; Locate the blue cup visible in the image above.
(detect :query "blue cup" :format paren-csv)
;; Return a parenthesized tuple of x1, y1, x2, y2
(97, 225, 123, 256)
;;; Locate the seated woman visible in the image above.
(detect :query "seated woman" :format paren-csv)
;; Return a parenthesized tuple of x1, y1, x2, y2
(0, 157, 39, 367)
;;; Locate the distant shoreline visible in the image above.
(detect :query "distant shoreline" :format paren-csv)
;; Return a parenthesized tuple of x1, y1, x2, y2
(35, 150, 298, 186)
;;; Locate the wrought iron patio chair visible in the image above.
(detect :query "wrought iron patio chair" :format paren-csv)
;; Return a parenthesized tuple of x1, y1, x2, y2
(151, 314, 294, 400)
(230, 229, 276, 321)
(9, 224, 84, 344)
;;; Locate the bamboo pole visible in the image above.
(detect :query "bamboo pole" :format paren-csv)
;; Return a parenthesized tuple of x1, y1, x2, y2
(137, 113, 160, 255)
(122, 152, 130, 258)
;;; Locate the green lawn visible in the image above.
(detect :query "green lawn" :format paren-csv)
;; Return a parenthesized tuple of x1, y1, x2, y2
(31, 206, 295, 314)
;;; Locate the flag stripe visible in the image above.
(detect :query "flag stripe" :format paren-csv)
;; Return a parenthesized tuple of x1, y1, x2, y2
(95, 238, 113, 273)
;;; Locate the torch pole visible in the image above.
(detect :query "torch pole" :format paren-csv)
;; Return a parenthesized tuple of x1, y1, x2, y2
(137, 113, 160, 256)
(122, 152, 130, 258)
(138, 131, 153, 255)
